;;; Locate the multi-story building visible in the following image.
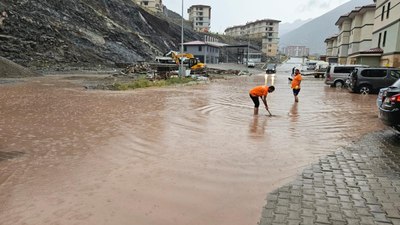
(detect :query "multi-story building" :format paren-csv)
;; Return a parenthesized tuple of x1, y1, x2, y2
(325, 35, 339, 64)
(372, 0, 400, 67)
(335, 11, 352, 65)
(283, 46, 309, 57)
(224, 19, 280, 57)
(325, 1, 400, 67)
(134, 0, 163, 13)
(346, 4, 376, 65)
(334, 4, 376, 65)
(187, 5, 211, 33)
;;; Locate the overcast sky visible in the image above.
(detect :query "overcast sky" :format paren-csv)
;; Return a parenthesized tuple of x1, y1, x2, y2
(162, 0, 351, 33)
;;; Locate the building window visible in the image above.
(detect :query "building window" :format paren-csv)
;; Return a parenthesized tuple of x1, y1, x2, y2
(184, 46, 187, 51)
(383, 31, 387, 47)
(381, 5, 385, 21)
(378, 32, 382, 48)
(268, 33, 272, 36)
(268, 38, 272, 42)
(199, 46, 202, 51)
(387, 2, 391, 19)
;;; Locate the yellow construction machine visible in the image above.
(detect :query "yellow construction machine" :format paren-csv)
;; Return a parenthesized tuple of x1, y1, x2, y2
(165, 50, 206, 74)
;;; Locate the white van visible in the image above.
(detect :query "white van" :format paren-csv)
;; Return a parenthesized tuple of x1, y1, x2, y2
(324, 64, 369, 87)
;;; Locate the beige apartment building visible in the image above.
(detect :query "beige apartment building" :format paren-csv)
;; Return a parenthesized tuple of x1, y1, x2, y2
(335, 11, 353, 65)
(325, 35, 339, 64)
(325, 1, 400, 67)
(134, 0, 163, 13)
(346, 4, 376, 65)
(372, 0, 400, 67)
(334, 4, 376, 65)
(187, 5, 211, 33)
(224, 19, 280, 57)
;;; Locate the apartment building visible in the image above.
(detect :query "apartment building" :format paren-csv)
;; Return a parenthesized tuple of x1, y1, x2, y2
(325, 1, 400, 67)
(325, 35, 339, 64)
(283, 46, 310, 57)
(335, 12, 352, 65)
(346, 4, 376, 65)
(134, 0, 163, 13)
(224, 19, 280, 57)
(372, 0, 400, 67)
(187, 5, 211, 33)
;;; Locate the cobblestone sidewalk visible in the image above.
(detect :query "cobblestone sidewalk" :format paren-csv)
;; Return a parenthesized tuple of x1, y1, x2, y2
(259, 130, 400, 225)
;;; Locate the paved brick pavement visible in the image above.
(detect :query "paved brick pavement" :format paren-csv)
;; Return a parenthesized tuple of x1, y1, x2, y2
(259, 130, 400, 225)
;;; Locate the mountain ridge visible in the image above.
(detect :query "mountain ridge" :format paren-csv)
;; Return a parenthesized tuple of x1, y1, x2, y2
(279, 0, 373, 54)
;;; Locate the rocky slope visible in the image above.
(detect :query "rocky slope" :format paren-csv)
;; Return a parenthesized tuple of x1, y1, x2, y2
(0, 0, 202, 71)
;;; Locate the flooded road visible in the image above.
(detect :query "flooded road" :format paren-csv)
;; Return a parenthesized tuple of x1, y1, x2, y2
(0, 65, 385, 225)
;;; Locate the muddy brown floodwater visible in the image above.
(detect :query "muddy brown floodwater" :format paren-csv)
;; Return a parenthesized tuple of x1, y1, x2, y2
(0, 66, 385, 225)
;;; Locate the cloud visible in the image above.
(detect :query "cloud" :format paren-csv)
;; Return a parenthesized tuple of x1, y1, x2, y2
(298, 0, 333, 12)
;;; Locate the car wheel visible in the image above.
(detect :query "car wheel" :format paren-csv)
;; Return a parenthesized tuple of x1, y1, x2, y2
(334, 80, 344, 88)
(358, 85, 371, 94)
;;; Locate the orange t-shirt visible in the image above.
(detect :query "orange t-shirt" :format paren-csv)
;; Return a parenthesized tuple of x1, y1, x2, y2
(291, 74, 302, 89)
(249, 86, 269, 97)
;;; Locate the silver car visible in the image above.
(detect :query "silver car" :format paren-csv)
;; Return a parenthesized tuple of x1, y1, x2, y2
(324, 65, 368, 87)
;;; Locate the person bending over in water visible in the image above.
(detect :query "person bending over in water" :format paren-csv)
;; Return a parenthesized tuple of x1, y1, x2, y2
(249, 85, 275, 115)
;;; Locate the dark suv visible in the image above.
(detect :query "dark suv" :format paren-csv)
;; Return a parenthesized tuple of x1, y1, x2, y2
(348, 67, 400, 94)
(378, 78, 400, 132)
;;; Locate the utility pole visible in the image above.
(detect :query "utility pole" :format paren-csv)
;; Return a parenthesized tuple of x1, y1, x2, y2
(247, 33, 250, 66)
(179, 0, 185, 77)
(204, 35, 207, 64)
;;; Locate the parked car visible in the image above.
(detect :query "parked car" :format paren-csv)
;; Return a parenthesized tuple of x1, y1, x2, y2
(378, 78, 400, 132)
(324, 64, 368, 87)
(266, 64, 276, 74)
(348, 67, 400, 94)
(247, 60, 255, 68)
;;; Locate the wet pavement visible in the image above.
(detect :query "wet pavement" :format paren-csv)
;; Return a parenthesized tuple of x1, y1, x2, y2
(0, 63, 398, 225)
(259, 130, 400, 225)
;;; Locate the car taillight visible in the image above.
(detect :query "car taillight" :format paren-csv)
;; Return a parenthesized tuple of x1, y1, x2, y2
(389, 94, 400, 103)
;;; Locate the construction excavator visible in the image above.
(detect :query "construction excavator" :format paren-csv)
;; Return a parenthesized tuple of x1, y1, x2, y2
(163, 50, 206, 75)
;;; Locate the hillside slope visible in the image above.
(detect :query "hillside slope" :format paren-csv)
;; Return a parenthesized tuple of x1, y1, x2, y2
(0, 0, 201, 69)
(279, 0, 372, 54)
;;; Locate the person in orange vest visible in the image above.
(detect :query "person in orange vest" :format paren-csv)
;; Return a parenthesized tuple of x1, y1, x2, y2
(249, 85, 275, 115)
(291, 69, 303, 102)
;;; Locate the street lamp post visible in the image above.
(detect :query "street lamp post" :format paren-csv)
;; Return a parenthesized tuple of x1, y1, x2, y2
(179, 0, 185, 78)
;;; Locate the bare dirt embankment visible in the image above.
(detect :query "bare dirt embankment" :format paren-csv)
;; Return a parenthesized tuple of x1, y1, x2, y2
(0, 56, 41, 78)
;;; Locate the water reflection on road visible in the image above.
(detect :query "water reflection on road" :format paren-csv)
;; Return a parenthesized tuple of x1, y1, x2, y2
(0, 68, 385, 225)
